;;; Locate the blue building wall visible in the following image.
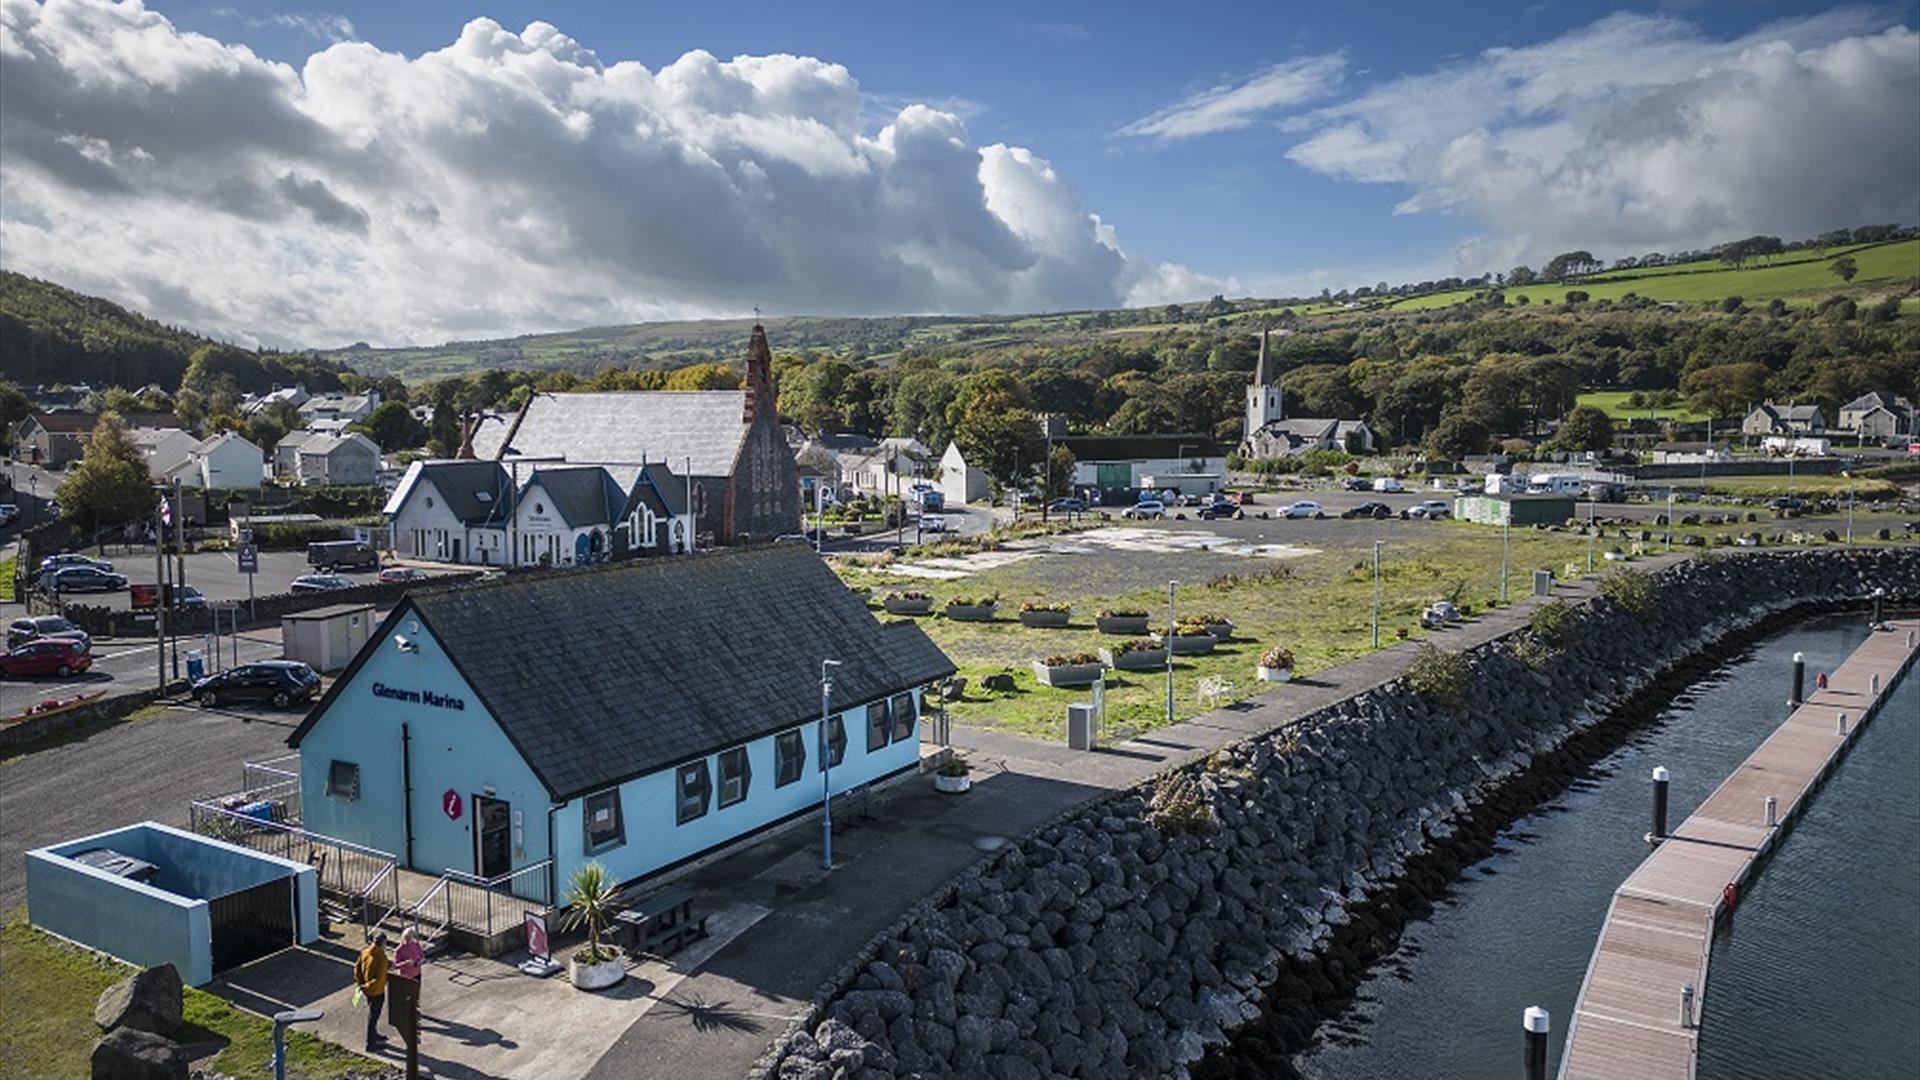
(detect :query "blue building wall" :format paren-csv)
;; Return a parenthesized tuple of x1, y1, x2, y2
(27, 822, 317, 986)
(298, 617, 550, 879)
(552, 691, 924, 889)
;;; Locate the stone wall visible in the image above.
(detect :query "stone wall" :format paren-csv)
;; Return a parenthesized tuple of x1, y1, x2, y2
(758, 547, 1920, 1080)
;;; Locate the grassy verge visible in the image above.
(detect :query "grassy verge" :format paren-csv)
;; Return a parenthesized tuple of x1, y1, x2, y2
(1575, 390, 1710, 424)
(0, 554, 14, 602)
(0, 920, 374, 1080)
(1698, 475, 1900, 498)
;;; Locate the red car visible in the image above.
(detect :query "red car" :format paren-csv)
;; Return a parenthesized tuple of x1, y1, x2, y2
(0, 638, 94, 679)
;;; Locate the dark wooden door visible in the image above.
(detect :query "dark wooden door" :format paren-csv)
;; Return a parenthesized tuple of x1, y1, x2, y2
(474, 795, 511, 879)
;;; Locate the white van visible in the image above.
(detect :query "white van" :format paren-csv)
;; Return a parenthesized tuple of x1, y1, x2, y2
(1371, 477, 1405, 493)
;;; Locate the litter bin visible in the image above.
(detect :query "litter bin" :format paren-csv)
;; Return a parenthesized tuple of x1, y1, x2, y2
(186, 650, 205, 682)
(1533, 570, 1554, 596)
(1067, 703, 1098, 751)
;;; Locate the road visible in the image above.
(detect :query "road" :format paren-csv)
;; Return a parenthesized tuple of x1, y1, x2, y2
(0, 623, 288, 719)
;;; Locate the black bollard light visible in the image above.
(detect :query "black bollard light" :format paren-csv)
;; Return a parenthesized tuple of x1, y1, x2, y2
(1523, 1006, 1550, 1080)
(1790, 651, 1805, 707)
(1648, 766, 1670, 846)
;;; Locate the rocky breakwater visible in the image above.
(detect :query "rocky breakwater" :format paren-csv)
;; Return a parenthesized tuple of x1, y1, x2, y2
(759, 548, 1920, 1080)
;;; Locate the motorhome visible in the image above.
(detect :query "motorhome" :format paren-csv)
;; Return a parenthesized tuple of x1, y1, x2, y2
(1524, 473, 1585, 497)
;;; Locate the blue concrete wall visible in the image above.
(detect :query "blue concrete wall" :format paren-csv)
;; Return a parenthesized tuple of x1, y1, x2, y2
(27, 822, 318, 985)
(298, 617, 550, 878)
(553, 691, 924, 890)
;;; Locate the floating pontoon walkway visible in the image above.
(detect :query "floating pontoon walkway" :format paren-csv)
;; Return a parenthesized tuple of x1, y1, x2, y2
(1558, 618, 1919, 1080)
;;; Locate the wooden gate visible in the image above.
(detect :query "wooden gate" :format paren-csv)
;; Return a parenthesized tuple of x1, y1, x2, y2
(209, 877, 295, 973)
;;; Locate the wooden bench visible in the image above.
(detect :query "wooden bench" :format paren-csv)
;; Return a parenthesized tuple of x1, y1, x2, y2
(612, 884, 709, 958)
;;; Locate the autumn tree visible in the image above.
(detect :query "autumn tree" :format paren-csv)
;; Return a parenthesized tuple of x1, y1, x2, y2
(61, 412, 154, 531)
(946, 369, 1043, 483)
(1545, 404, 1614, 452)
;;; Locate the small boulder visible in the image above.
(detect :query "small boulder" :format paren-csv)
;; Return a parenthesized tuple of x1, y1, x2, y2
(91, 1027, 187, 1080)
(95, 965, 183, 1038)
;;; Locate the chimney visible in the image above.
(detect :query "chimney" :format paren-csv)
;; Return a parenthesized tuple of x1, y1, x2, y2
(743, 323, 775, 425)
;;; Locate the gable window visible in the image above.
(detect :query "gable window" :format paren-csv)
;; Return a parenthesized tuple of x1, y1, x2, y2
(717, 748, 751, 808)
(675, 761, 710, 825)
(890, 692, 916, 743)
(775, 729, 806, 787)
(584, 789, 624, 853)
(326, 760, 360, 801)
(866, 702, 890, 752)
(818, 715, 846, 770)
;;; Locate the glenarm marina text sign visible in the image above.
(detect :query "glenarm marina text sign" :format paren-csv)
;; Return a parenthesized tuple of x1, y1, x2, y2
(372, 682, 467, 711)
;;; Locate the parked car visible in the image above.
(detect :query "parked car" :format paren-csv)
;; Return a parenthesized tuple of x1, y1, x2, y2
(918, 514, 949, 533)
(1769, 496, 1806, 511)
(912, 485, 945, 512)
(1196, 496, 1238, 520)
(1281, 500, 1323, 519)
(1342, 477, 1372, 492)
(7, 615, 90, 652)
(378, 567, 429, 584)
(1409, 500, 1452, 519)
(0, 638, 93, 679)
(39, 552, 113, 575)
(1232, 490, 1257, 505)
(167, 584, 208, 610)
(191, 660, 321, 709)
(1341, 502, 1393, 519)
(1048, 497, 1089, 514)
(289, 573, 354, 594)
(46, 565, 128, 592)
(1420, 599, 1461, 628)
(0, 503, 19, 526)
(308, 540, 379, 572)
(1122, 500, 1166, 520)
(1173, 493, 1204, 507)
(1371, 477, 1405, 493)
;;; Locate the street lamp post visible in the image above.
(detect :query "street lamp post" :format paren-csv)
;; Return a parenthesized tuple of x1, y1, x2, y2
(1165, 580, 1177, 726)
(1587, 500, 1596, 573)
(1500, 518, 1511, 604)
(1372, 540, 1383, 648)
(1846, 476, 1855, 545)
(1665, 488, 1675, 552)
(819, 658, 842, 871)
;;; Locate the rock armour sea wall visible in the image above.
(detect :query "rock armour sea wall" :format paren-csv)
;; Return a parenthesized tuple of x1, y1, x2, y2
(759, 548, 1920, 1080)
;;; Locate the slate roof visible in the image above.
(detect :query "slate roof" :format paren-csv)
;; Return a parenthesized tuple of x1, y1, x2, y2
(1055, 435, 1227, 460)
(289, 544, 954, 800)
(618, 463, 688, 521)
(28, 411, 178, 433)
(384, 460, 513, 523)
(468, 391, 750, 477)
(527, 466, 625, 528)
(1842, 392, 1914, 414)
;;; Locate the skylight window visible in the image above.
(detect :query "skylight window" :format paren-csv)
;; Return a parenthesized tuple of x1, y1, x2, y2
(475, 492, 492, 502)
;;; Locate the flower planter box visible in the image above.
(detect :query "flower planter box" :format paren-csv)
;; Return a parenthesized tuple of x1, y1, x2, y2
(1101, 646, 1168, 671)
(570, 953, 625, 991)
(1032, 660, 1104, 688)
(933, 772, 971, 793)
(1159, 633, 1217, 656)
(1018, 609, 1071, 629)
(883, 597, 934, 615)
(1257, 665, 1292, 683)
(1204, 620, 1235, 641)
(1096, 615, 1152, 635)
(946, 603, 998, 622)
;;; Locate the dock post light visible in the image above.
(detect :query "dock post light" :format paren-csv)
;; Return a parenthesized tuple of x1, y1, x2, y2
(1522, 1006, 1549, 1080)
(1764, 794, 1778, 828)
(1790, 651, 1805, 706)
(1837, 711, 1849, 736)
(1680, 984, 1696, 1029)
(1648, 766, 1670, 846)
(272, 1009, 322, 1080)
(1870, 587, 1883, 629)
(819, 658, 842, 871)
(1165, 581, 1177, 727)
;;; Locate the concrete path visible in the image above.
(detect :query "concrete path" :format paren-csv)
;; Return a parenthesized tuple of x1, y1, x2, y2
(581, 553, 1688, 1080)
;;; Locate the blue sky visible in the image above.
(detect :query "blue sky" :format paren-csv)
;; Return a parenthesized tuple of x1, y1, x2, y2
(2, 0, 1915, 344)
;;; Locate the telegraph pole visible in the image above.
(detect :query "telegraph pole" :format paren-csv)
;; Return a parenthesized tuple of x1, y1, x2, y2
(154, 488, 167, 691)
(1165, 580, 1177, 725)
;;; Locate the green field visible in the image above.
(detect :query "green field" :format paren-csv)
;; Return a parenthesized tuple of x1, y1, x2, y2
(1576, 390, 1711, 423)
(1389, 240, 1919, 312)
(0, 921, 374, 1080)
(1698, 475, 1901, 499)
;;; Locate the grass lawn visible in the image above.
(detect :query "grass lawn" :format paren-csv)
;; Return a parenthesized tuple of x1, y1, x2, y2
(843, 525, 1603, 741)
(0, 920, 376, 1080)
(1697, 474, 1901, 499)
(0, 554, 14, 602)
(1576, 390, 1711, 424)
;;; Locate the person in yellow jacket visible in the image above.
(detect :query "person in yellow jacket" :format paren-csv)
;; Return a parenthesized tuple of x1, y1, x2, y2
(354, 931, 391, 1051)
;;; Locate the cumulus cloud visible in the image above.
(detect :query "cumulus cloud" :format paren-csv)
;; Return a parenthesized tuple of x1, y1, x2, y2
(1119, 53, 1346, 140)
(1280, 10, 1920, 268)
(0, 0, 1192, 347)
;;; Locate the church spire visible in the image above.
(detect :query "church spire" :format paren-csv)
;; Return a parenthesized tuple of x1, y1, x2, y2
(1255, 324, 1270, 386)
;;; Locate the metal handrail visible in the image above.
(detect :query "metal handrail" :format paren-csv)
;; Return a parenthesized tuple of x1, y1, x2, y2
(357, 863, 400, 933)
(187, 802, 396, 906)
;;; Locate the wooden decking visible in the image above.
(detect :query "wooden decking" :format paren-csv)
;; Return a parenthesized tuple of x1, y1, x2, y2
(1559, 618, 1920, 1080)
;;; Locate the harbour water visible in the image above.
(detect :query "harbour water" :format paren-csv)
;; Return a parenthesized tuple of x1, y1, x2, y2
(1270, 614, 1918, 1079)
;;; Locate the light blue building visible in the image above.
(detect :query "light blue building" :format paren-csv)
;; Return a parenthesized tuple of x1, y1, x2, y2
(287, 544, 953, 906)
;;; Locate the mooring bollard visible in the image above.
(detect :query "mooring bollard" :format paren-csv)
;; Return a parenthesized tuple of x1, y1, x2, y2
(1648, 766, 1670, 845)
(1680, 983, 1696, 1029)
(1523, 1006, 1550, 1080)
(1838, 711, 1849, 735)
(1790, 651, 1805, 706)
(1871, 674, 1880, 696)
(1871, 587, 1883, 628)
(1765, 794, 1778, 828)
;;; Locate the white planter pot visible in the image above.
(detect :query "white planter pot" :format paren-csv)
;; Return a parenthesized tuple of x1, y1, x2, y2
(1257, 666, 1292, 683)
(569, 953, 626, 991)
(1032, 660, 1104, 688)
(934, 773, 972, 793)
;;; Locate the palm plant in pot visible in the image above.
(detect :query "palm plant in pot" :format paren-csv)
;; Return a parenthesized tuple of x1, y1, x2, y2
(1257, 645, 1295, 683)
(562, 861, 625, 990)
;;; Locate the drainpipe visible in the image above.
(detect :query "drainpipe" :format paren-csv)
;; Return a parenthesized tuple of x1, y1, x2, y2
(546, 804, 560, 908)
(401, 723, 415, 867)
